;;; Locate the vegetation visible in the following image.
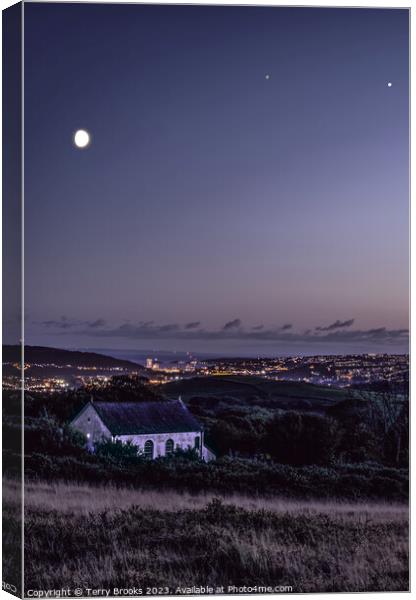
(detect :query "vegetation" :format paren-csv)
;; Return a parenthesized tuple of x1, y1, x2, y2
(2, 371, 409, 594)
(2, 374, 409, 501)
(165, 375, 346, 408)
(168, 377, 409, 467)
(4, 479, 408, 593)
(20, 453, 408, 502)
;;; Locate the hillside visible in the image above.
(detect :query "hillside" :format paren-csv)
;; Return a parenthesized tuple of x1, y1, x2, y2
(2, 345, 142, 379)
(163, 375, 347, 411)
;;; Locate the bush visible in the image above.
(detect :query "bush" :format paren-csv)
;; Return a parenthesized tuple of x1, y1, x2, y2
(24, 416, 86, 457)
(94, 439, 143, 464)
(264, 412, 341, 465)
(20, 451, 408, 502)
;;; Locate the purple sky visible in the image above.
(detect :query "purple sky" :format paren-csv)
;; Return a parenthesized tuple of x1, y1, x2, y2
(20, 3, 408, 356)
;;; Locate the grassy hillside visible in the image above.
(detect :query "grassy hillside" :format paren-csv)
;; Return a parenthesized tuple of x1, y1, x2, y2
(163, 376, 347, 411)
(8, 479, 408, 594)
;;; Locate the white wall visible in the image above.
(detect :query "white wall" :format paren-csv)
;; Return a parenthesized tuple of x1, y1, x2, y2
(70, 404, 215, 460)
(117, 431, 202, 458)
(71, 403, 111, 447)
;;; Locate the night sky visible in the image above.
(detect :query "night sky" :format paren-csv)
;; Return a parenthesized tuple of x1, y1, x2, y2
(22, 3, 409, 357)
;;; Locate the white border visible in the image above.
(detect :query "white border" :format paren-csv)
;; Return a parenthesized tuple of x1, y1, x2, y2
(0, 1, 412, 600)
(21, 1, 25, 597)
(14, 1, 413, 7)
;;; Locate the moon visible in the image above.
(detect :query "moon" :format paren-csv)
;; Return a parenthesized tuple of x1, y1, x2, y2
(265, 74, 271, 80)
(74, 129, 91, 148)
(387, 82, 392, 87)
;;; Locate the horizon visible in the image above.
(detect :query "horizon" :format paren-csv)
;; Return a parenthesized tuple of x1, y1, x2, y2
(4, 342, 409, 363)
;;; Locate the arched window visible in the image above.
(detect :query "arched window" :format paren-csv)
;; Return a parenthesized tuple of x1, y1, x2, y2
(194, 436, 200, 450)
(144, 440, 154, 460)
(165, 439, 174, 456)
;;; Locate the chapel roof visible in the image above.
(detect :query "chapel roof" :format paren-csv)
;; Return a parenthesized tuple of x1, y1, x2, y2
(89, 399, 202, 436)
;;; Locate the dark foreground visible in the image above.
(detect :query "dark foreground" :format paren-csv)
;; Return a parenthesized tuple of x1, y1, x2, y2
(4, 480, 409, 595)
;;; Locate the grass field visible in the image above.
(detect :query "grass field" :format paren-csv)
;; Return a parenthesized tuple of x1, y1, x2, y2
(4, 479, 409, 594)
(163, 376, 347, 411)
(164, 375, 347, 399)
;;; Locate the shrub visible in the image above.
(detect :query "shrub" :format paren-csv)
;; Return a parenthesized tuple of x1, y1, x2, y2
(264, 412, 341, 465)
(94, 439, 143, 464)
(20, 451, 408, 502)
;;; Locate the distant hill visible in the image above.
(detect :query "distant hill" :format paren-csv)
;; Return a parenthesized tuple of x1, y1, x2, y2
(163, 375, 347, 412)
(2, 345, 143, 380)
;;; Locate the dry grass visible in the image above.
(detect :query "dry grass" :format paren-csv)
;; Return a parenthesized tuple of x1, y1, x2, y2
(5, 478, 409, 521)
(3, 479, 409, 594)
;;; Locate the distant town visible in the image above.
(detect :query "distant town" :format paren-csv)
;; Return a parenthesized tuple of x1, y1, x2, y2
(2, 348, 409, 393)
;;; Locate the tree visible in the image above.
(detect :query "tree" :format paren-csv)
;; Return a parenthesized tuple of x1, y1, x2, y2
(264, 411, 341, 466)
(347, 382, 409, 466)
(84, 375, 164, 403)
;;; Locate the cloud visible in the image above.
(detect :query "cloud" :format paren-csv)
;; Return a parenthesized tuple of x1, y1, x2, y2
(185, 321, 201, 329)
(159, 323, 179, 332)
(42, 316, 77, 329)
(316, 319, 355, 332)
(40, 315, 408, 350)
(71, 322, 408, 347)
(223, 319, 242, 331)
(42, 316, 107, 330)
(319, 327, 408, 343)
(87, 318, 106, 328)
